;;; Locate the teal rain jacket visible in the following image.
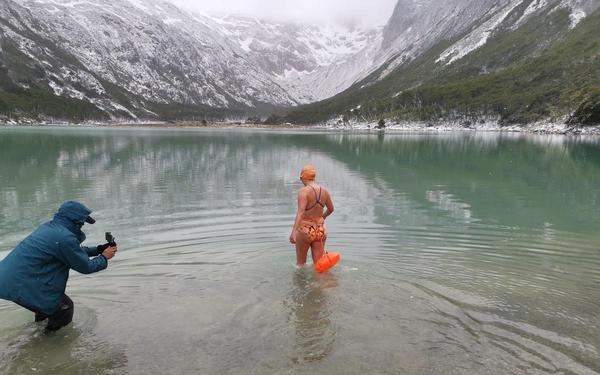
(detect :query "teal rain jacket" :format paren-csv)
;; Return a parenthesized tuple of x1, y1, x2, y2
(0, 201, 107, 315)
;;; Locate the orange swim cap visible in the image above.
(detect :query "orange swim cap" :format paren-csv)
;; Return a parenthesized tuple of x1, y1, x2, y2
(300, 165, 316, 181)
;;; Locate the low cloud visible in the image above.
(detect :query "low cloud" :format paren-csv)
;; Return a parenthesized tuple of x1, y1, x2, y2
(169, 0, 397, 26)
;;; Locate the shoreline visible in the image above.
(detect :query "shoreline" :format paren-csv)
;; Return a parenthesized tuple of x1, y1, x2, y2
(315, 119, 600, 135)
(1, 120, 600, 135)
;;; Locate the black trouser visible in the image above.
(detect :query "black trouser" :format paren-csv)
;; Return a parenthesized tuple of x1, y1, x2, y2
(18, 294, 74, 332)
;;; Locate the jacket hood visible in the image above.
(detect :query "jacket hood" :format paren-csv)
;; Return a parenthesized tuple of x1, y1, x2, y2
(53, 201, 93, 242)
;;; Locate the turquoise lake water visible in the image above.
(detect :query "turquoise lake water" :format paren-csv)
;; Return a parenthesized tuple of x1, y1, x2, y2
(0, 127, 599, 374)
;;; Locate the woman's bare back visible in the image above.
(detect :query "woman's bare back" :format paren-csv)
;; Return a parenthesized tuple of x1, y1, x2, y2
(301, 184, 331, 219)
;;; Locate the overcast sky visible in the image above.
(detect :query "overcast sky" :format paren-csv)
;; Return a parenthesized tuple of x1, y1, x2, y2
(169, 0, 398, 27)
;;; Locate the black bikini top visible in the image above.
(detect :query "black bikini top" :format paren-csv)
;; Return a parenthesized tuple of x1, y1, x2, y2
(306, 185, 325, 210)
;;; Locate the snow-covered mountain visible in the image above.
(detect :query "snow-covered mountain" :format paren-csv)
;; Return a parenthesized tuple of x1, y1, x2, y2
(300, 0, 600, 93)
(0, 0, 382, 119)
(283, 0, 600, 125)
(1, 0, 598, 122)
(369, 0, 600, 81)
(207, 14, 382, 103)
(0, 0, 301, 118)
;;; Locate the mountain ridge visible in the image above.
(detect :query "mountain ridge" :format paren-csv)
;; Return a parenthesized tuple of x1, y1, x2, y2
(1, 0, 598, 125)
(0, 0, 381, 122)
(281, 0, 600, 126)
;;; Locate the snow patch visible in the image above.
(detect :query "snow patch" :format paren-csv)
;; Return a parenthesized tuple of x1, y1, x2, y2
(516, 0, 548, 25)
(162, 17, 182, 25)
(238, 37, 254, 52)
(437, 0, 524, 65)
(569, 8, 586, 28)
(48, 80, 64, 96)
(110, 101, 138, 119)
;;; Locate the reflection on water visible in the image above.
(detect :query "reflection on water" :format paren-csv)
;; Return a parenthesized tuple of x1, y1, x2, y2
(425, 189, 474, 222)
(0, 306, 127, 375)
(289, 270, 338, 363)
(0, 127, 599, 374)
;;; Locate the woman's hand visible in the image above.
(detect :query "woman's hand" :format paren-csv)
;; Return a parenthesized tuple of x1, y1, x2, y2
(289, 232, 296, 244)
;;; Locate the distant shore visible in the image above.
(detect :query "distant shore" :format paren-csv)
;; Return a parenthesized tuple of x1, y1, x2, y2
(0, 120, 309, 130)
(114, 121, 311, 129)
(1, 119, 600, 135)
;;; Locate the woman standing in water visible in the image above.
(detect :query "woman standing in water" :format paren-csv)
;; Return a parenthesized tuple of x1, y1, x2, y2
(290, 165, 335, 267)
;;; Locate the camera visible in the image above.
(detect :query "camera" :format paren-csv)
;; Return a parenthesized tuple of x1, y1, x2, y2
(105, 232, 116, 245)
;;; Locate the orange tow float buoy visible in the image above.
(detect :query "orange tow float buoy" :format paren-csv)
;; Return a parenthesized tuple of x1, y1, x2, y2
(314, 252, 341, 273)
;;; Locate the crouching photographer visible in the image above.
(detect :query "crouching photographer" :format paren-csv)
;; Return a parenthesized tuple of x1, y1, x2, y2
(0, 201, 117, 332)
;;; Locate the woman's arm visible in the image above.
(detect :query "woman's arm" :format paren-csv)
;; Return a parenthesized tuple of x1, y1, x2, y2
(290, 190, 307, 244)
(323, 191, 335, 220)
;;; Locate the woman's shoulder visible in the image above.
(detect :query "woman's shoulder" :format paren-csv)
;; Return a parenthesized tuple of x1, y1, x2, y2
(319, 186, 332, 201)
(299, 184, 329, 194)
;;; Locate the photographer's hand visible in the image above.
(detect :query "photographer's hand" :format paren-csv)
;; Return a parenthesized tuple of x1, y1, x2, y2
(97, 242, 117, 254)
(102, 246, 117, 260)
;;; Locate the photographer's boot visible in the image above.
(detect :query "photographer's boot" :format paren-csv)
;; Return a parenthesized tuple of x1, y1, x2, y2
(45, 295, 74, 333)
(35, 313, 48, 322)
